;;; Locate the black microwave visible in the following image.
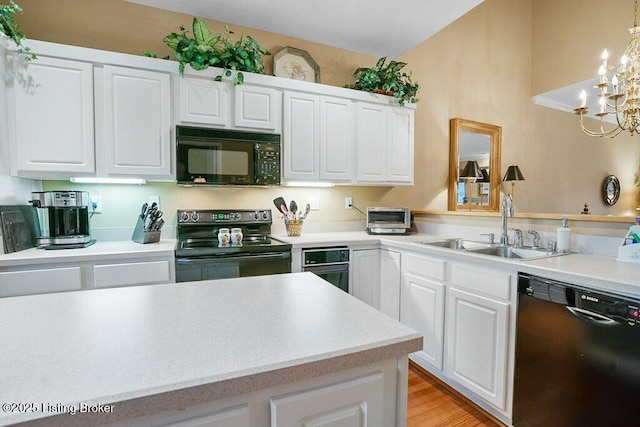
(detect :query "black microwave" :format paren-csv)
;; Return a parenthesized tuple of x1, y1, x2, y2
(176, 126, 281, 185)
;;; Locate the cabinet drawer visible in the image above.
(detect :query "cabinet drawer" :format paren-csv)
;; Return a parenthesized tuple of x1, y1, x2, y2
(0, 267, 83, 297)
(93, 260, 171, 289)
(404, 252, 446, 281)
(450, 263, 511, 301)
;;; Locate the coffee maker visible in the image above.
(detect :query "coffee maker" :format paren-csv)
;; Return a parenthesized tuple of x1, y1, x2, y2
(30, 191, 94, 249)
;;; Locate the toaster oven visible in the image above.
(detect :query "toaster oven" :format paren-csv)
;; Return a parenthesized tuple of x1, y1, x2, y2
(366, 207, 412, 235)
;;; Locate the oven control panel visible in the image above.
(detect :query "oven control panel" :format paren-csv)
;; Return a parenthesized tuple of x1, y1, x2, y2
(177, 210, 272, 224)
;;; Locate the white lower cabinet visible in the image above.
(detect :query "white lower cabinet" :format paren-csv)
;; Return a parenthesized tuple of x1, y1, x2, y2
(379, 249, 401, 320)
(150, 404, 249, 427)
(0, 256, 175, 297)
(111, 357, 402, 427)
(0, 266, 83, 297)
(351, 248, 380, 308)
(400, 252, 446, 371)
(351, 248, 401, 320)
(445, 262, 512, 411)
(271, 372, 385, 427)
(93, 259, 173, 289)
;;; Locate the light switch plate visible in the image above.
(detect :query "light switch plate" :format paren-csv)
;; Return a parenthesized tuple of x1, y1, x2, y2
(308, 196, 320, 210)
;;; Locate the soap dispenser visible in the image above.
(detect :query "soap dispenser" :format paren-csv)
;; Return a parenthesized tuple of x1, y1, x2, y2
(556, 217, 571, 253)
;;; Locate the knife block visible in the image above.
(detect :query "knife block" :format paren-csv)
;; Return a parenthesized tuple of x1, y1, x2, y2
(131, 216, 161, 244)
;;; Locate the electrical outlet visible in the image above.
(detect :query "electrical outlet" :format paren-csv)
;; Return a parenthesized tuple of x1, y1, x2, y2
(90, 195, 102, 214)
(149, 195, 160, 209)
(345, 196, 353, 209)
(308, 196, 320, 210)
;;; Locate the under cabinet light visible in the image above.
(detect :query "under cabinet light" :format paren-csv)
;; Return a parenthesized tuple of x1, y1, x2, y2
(285, 181, 335, 188)
(70, 177, 147, 185)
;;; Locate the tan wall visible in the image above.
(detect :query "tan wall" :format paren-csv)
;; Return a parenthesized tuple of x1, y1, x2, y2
(13, 0, 640, 230)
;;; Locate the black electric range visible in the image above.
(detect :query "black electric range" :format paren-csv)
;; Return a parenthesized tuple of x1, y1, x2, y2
(174, 209, 292, 282)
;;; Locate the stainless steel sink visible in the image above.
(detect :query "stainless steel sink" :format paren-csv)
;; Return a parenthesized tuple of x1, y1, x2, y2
(420, 238, 567, 260)
(467, 245, 561, 259)
(420, 238, 493, 250)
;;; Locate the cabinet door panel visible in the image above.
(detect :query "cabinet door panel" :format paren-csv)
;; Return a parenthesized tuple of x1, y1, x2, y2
(179, 75, 229, 126)
(283, 92, 319, 181)
(320, 97, 354, 182)
(103, 65, 171, 177)
(386, 107, 414, 183)
(0, 267, 83, 297)
(270, 372, 385, 427)
(379, 249, 401, 320)
(234, 85, 279, 131)
(351, 249, 380, 308)
(12, 56, 95, 174)
(401, 272, 445, 371)
(446, 287, 509, 410)
(356, 102, 387, 182)
(93, 260, 172, 289)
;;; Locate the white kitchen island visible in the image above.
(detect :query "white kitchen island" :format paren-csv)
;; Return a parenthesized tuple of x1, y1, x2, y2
(0, 272, 422, 426)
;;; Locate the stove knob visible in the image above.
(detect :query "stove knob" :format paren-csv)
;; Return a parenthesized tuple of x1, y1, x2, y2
(233, 212, 242, 220)
(191, 211, 199, 222)
(253, 211, 260, 220)
(179, 211, 189, 222)
(261, 211, 270, 220)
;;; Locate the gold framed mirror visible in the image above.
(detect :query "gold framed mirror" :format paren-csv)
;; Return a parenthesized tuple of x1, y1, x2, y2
(448, 118, 502, 212)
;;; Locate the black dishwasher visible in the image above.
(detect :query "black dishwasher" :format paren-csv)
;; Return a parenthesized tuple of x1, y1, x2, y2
(514, 273, 640, 426)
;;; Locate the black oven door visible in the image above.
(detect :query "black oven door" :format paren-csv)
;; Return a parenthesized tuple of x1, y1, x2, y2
(175, 252, 292, 282)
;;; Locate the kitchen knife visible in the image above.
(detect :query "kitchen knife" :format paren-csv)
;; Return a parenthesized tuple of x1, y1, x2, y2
(140, 203, 148, 219)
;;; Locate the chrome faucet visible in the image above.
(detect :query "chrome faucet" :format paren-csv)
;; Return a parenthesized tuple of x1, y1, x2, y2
(501, 194, 514, 245)
(510, 228, 523, 248)
(528, 229, 541, 248)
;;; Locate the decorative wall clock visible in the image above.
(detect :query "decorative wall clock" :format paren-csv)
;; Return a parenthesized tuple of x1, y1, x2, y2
(273, 46, 321, 83)
(602, 175, 621, 205)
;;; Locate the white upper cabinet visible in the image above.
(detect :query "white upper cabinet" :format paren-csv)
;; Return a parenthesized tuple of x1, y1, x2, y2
(319, 97, 354, 182)
(356, 102, 387, 182)
(101, 65, 172, 178)
(3, 40, 414, 185)
(387, 107, 414, 184)
(282, 92, 355, 183)
(9, 55, 95, 176)
(179, 72, 229, 126)
(356, 102, 414, 185)
(234, 84, 280, 132)
(283, 91, 320, 181)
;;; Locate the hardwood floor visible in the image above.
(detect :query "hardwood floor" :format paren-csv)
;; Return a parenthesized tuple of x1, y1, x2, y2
(407, 364, 500, 427)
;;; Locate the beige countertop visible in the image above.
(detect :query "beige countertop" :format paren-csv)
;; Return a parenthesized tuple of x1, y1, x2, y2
(2, 232, 639, 297)
(0, 240, 176, 267)
(0, 272, 422, 426)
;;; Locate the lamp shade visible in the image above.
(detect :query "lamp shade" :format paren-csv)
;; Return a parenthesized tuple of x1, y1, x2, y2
(478, 168, 490, 183)
(502, 165, 525, 182)
(460, 160, 483, 180)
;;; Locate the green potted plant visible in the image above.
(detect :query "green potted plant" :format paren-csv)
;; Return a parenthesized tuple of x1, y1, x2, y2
(345, 56, 419, 106)
(0, 1, 35, 60)
(145, 17, 270, 85)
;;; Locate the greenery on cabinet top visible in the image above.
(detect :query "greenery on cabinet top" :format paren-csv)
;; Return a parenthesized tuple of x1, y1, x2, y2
(345, 56, 419, 106)
(144, 17, 270, 86)
(0, 1, 35, 60)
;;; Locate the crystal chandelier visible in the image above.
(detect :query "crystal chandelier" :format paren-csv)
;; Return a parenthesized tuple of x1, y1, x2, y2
(574, 0, 640, 138)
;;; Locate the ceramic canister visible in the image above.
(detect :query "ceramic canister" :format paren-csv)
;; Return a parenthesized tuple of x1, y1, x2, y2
(218, 228, 230, 245)
(231, 228, 243, 245)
